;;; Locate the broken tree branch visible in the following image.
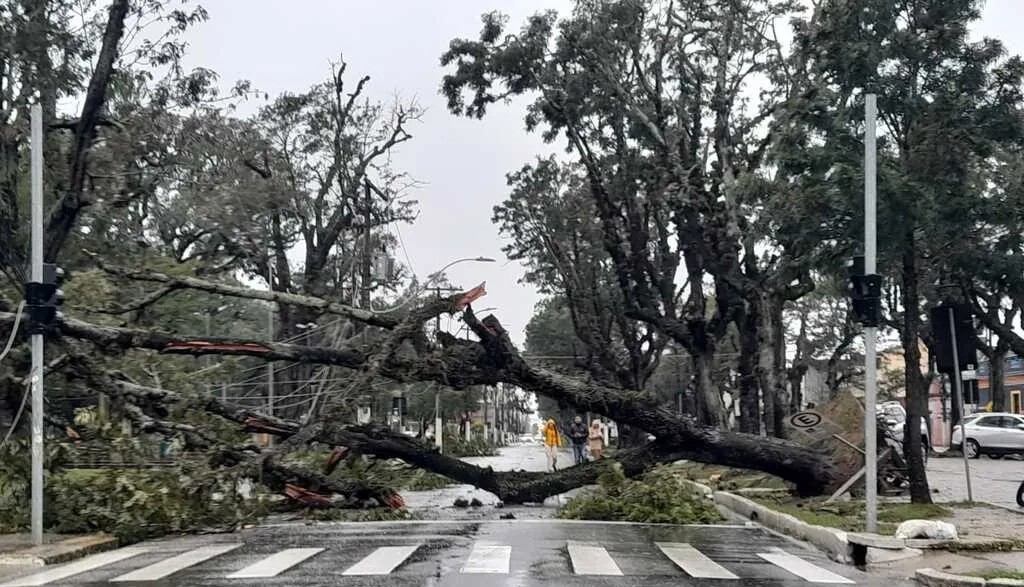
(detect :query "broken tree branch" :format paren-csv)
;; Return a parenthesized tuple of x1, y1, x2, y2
(62, 352, 403, 508)
(77, 368, 689, 504)
(89, 257, 401, 329)
(0, 293, 840, 494)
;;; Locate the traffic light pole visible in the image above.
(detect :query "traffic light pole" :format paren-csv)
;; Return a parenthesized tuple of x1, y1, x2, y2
(947, 307, 973, 502)
(30, 104, 45, 545)
(863, 93, 878, 534)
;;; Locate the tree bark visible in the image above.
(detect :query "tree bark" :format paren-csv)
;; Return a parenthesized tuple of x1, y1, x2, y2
(737, 307, 761, 434)
(988, 342, 1008, 412)
(900, 242, 932, 503)
(692, 344, 724, 427)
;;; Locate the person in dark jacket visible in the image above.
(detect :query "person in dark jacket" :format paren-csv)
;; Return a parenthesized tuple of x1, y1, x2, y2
(568, 416, 588, 465)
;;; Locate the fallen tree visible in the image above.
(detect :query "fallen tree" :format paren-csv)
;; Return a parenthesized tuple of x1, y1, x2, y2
(0, 272, 841, 500)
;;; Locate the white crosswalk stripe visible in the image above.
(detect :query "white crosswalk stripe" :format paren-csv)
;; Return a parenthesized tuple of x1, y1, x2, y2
(341, 544, 420, 576)
(225, 547, 324, 579)
(0, 538, 860, 583)
(460, 542, 512, 573)
(566, 541, 623, 576)
(0, 547, 149, 587)
(758, 550, 857, 584)
(656, 542, 739, 579)
(109, 543, 242, 582)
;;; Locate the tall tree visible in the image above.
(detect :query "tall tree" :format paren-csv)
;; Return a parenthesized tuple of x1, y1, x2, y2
(777, 0, 1024, 501)
(442, 0, 824, 435)
(496, 157, 671, 436)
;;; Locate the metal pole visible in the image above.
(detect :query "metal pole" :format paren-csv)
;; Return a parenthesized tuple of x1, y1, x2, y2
(267, 264, 274, 418)
(30, 104, 44, 546)
(361, 180, 372, 309)
(434, 389, 443, 452)
(948, 306, 973, 502)
(863, 93, 878, 534)
(204, 312, 212, 396)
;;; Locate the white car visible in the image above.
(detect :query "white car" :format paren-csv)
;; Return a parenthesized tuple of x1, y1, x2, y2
(877, 401, 930, 460)
(951, 412, 1024, 459)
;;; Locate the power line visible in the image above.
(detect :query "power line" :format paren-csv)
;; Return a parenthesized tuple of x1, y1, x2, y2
(0, 301, 25, 365)
(0, 370, 33, 451)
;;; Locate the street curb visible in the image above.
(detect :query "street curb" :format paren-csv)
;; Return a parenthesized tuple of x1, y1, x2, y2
(0, 535, 118, 566)
(914, 568, 1024, 586)
(712, 490, 855, 563)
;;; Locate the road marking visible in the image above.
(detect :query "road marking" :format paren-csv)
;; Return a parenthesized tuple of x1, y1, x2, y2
(109, 543, 242, 582)
(656, 542, 738, 579)
(0, 548, 149, 586)
(566, 541, 622, 576)
(757, 551, 855, 584)
(225, 548, 324, 578)
(342, 545, 420, 576)
(460, 543, 511, 574)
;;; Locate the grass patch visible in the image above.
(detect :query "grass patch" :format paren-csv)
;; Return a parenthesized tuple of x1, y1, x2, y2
(967, 568, 1024, 580)
(560, 463, 724, 525)
(752, 495, 950, 534)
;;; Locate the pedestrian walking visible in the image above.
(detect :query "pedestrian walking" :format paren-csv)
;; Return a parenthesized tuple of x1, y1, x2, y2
(588, 419, 605, 460)
(542, 418, 561, 471)
(569, 416, 587, 465)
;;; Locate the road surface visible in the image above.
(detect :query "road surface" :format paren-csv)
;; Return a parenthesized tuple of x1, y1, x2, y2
(402, 443, 583, 519)
(0, 520, 913, 586)
(927, 454, 1024, 509)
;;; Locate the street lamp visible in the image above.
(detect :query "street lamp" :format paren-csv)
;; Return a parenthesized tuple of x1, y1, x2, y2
(373, 256, 496, 315)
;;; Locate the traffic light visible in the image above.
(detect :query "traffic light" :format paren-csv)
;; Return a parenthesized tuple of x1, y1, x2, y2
(847, 255, 882, 327)
(25, 264, 65, 335)
(930, 303, 976, 374)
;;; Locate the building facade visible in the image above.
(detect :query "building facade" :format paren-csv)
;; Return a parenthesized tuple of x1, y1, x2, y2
(976, 354, 1024, 415)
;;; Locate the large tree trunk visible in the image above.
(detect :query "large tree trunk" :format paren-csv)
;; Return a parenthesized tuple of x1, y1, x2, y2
(757, 294, 789, 439)
(692, 346, 724, 427)
(900, 242, 932, 503)
(737, 307, 761, 434)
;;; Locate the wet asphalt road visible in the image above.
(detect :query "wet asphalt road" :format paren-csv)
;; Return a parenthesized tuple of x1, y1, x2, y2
(0, 520, 916, 586)
(926, 453, 1024, 509)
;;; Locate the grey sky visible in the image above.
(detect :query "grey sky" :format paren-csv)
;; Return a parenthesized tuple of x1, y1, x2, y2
(183, 0, 1021, 348)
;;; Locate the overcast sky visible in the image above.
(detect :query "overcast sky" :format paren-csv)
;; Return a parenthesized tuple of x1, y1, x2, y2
(182, 0, 1022, 348)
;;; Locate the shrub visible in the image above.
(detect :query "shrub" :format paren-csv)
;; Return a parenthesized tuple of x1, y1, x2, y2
(559, 463, 724, 525)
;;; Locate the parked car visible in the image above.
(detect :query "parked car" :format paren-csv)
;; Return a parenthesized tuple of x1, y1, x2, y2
(877, 401, 930, 461)
(950, 412, 1024, 459)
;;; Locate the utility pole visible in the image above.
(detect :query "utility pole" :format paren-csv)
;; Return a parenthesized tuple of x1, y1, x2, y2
(361, 179, 372, 310)
(204, 311, 213, 398)
(29, 104, 44, 545)
(433, 285, 461, 451)
(863, 93, 879, 533)
(267, 263, 274, 419)
(947, 306, 973, 502)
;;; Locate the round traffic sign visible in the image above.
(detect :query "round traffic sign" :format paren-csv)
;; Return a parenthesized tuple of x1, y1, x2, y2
(789, 411, 823, 429)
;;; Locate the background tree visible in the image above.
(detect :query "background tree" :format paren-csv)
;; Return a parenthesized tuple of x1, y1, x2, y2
(775, 0, 1024, 502)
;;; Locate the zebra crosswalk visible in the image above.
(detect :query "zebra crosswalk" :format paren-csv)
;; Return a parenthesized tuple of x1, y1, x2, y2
(0, 537, 858, 585)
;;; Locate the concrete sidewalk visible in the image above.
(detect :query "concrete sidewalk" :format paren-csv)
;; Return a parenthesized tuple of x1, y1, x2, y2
(0, 534, 117, 566)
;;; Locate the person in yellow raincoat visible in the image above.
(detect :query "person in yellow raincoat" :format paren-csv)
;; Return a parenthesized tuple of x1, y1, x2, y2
(542, 419, 562, 471)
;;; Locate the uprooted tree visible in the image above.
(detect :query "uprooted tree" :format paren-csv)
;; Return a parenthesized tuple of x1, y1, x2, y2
(0, 267, 841, 504)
